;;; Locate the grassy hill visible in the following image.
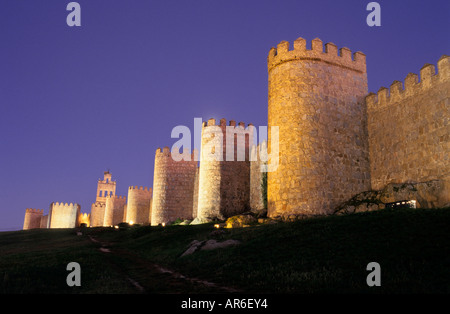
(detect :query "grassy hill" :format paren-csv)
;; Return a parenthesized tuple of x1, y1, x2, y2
(1, 207, 449, 294)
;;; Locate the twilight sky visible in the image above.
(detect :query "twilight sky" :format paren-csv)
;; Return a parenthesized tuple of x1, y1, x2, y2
(0, 0, 449, 231)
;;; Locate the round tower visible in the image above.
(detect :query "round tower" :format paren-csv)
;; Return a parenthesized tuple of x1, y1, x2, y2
(151, 147, 198, 226)
(267, 37, 371, 217)
(104, 195, 127, 226)
(23, 208, 43, 230)
(125, 186, 152, 225)
(90, 202, 106, 227)
(196, 118, 254, 220)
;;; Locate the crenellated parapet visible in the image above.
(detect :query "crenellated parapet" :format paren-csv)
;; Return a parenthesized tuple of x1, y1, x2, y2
(128, 186, 152, 193)
(79, 212, 90, 227)
(267, 37, 366, 73)
(52, 202, 79, 207)
(201, 118, 254, 162)
(106, 195, 126, 201)
(366, 55, 450, 110)
(25, 208, 44, 214)
(155, 146, 199, 161)
(202, 117, 253, 128)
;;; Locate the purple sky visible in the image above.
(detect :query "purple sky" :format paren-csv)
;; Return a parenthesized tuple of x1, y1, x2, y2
(0, 0, 449, 231)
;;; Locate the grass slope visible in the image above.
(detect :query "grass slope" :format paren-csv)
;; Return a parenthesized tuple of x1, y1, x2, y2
(1, 207, 449, 293)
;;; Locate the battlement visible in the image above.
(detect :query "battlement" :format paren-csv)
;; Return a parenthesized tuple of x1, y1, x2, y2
(200, 117, 254, 163)
(25, 208, 43, 214)
(80, 213, 90, 219)
(202, 118, 254, 129)
(128, 185, 152, 193)
(366, 55, 449, 110)
(91, 201, 106, 208)
(155, 146, 199, 161)
(79, 212, 90, 227)
(98, 178, 116, 183)
(267, 37, 366, 73)
(105, 195, 126, 201)
(52, 202, 80, 208)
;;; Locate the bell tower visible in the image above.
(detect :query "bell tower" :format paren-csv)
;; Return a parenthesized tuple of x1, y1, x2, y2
(95, 170, 116, 204)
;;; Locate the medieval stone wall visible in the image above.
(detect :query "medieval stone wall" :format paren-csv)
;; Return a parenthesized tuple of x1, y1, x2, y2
(367, 55, 449, 206)
(250, 142, 267, 211)
(151, 147, 198, 225)
(49, 202, 80, 228)
(267, 37, 371, 217)
(192, 166, 199, 219)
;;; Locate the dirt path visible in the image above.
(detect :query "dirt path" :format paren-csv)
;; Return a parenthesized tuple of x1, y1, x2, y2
(88, 235, 242, 294)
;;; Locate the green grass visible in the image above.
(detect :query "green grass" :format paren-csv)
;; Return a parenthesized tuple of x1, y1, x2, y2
(1, 207, 449, 293)
(0, 229, 136, 293)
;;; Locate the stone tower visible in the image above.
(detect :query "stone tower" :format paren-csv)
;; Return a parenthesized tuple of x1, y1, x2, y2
(196, 118, 254, 220)
(95, 171, 116, 203)
(104, 195, 127, 226)
(23, 209, 43, 230)
(151, 147, 198, 226)
(125, 186, 152, 225)
(49, 202, 81, 228)
(90, 202, 106, 227)
(91, 171, 117, 226)
(267, 37, 371, 217)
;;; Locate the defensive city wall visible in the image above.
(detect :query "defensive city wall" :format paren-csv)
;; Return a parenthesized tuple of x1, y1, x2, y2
(23, 35, 449, 230)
